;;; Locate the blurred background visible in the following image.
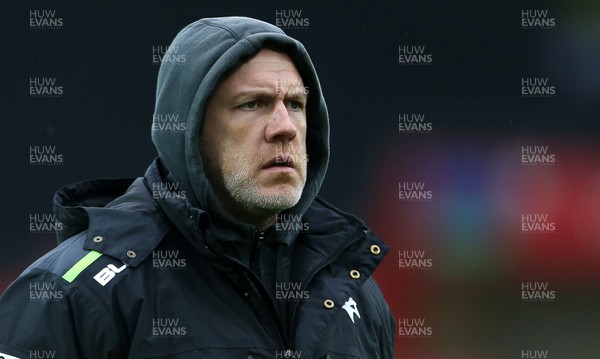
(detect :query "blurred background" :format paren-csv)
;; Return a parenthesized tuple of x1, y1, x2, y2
(2, 1, 600, 357)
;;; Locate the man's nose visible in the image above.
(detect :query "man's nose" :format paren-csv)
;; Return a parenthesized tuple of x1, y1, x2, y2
(265, 101, 297, 143)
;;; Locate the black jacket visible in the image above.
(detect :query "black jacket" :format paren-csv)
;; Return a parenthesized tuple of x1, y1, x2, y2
(0, 160, 394, 358)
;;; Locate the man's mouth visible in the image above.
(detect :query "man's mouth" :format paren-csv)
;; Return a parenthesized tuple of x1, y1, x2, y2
(262, 156, 296, 170)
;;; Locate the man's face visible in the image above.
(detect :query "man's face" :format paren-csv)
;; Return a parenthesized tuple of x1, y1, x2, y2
(201, 48, 308, 218)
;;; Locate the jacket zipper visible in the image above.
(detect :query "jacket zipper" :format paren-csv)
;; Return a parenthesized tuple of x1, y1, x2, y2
(211, 229, 292, 352)
(250, 230, 265, 274)
(242, 269, 289, 351)
(288, 227, 368, 347)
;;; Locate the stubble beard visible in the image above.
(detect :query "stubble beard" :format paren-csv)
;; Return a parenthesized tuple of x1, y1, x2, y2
(208, 145, 308, 214)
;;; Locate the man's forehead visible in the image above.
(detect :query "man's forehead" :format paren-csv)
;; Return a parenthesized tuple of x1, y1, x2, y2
(242, 59, 297, 71)
(231, 48, 300, 76)
(213, 49, 306, 97)
(223, 63, 304, 89)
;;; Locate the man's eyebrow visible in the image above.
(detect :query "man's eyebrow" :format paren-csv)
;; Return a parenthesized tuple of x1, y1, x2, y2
(230, 88, 276, 102)
(284, 90, 309, 102)
(230, 86, 308, 102)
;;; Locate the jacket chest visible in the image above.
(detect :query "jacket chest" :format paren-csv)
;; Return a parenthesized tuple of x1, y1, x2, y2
(119, 260, 376, 358)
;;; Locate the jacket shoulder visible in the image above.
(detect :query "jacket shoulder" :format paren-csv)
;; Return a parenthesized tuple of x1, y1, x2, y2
(0, 232, 129, 358)
(21, 231, 95, 282)
(8, 230, 128, 290)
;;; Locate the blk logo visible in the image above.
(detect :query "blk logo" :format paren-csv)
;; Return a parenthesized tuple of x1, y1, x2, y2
(93, 263, 127, 286)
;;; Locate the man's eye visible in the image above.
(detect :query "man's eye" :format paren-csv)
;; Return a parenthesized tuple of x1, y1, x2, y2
(288, 100, 304, 110)
(240, 101, 258, 110)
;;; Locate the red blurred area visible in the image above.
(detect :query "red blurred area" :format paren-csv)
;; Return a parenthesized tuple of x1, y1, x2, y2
(369, 134, 600, 358)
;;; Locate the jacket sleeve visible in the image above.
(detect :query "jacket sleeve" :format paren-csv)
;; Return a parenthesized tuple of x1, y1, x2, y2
(366, 278, 395, 359)
(0, 268, 123, 359)
(381, 306, 395, 359)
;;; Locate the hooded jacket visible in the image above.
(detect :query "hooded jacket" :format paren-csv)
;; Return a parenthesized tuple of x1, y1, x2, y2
(0, 17, 394, 359)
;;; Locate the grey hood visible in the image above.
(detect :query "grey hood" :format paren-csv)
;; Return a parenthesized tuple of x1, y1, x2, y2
(151, 17, 329, 252)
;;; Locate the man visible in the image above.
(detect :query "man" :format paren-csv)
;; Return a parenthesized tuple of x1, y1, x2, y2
(0, 17, 394, 358)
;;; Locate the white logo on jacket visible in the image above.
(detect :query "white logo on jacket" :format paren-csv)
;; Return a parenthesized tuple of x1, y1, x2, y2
(342, 297, 361, 323)
(93, 263, 127, 286)
(0, 351, 22, 359)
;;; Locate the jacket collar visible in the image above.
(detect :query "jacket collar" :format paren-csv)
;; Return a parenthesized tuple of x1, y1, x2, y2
(292, 196, 389, 285)
(53, 166, 171, 267)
